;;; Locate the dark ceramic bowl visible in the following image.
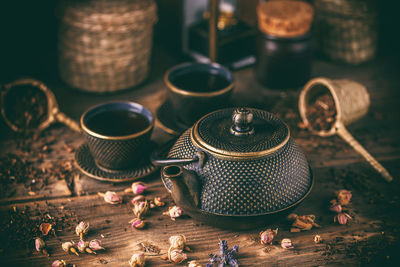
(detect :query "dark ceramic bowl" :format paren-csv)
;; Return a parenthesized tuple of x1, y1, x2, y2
(81, 102, 154, 170)
(165, 62, 234, 126)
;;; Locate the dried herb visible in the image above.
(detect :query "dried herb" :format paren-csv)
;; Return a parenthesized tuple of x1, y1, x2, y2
(208, 240, 239, 267)
(306, 93, 336, 131)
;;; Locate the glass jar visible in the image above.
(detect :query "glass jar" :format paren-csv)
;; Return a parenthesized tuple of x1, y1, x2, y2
(255, 31, 312, 89)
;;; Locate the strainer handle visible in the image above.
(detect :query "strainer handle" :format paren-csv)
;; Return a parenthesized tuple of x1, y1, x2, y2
(336, 124, 393, 182)
(55, 112, 81, 132)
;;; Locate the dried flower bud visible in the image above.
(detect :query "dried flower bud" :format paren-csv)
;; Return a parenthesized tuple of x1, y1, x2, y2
(35, 237, 49, 256)
(131, 195, 145, 205)
(62, 241, 79, 256)
(287, 213, 298, 221)
(78, 240, 96, 254)
(52, 260, 67, 267)
(75, 221, 89, 239)
(188, 260, 202, 267)
(163, 206, 183, 221)
(260, 228, 278, 245)
(334, 212, 352, 225)
(314, 235, 323, 244)
(169, 234, 187, 250)
(130, 218, 146, 229)
(129, 252, 146, 267)
(100, 191, 122, 205)
(39, 223, 52, 236)
(168, 248, 187, 263)
(329, 199, 342, 213)
(337, 190, 352, 206)
(131, 182, 147, 195)
(89, 239, 105, 251)
(154, 197, 165, 207)
(133, 201, 149, 219)
(281, 238, 293, 249)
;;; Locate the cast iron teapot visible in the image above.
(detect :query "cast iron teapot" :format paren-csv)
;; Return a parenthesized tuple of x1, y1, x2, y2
(152, 108, 313, 229)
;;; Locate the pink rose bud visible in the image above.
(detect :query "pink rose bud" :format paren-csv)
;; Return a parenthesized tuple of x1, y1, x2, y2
(260, 228, 278, 245)
(314, 235, 323, 244)
(103, 191, 122, 204)
(133, 201, 149, 219)
(131, 195, 145, 205)
(164, 206, 183, 221)
(281, 238, 293, 249)
(335, 212, 352, 225)
(188, 260, 202, 267)
(131, 218, 146, 229)
(337, 190, 352, 206)
(51, 260, 67, 267)
(169, 235, 187, 250)
(75, 221, 90, 239)
(129, 252, 146, 267)
(131, 182, 147, 195)
(168, 248, 187, 263)
(78, 240, 96, 254)
(329, 201, 342, 213)
(89, 239, 105, 251)
(35, 237, 45, 252)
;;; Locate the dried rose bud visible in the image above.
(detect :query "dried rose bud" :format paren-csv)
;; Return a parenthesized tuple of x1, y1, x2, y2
(163, 206, 183, 221)
(129, 252, 146, 267)
(62, 241, 79, 256)
(133, 201, 149, 219)
(188, 260, 202, 267)
(131, 195, 145, 205)
(329, 199, 342, 213)
(99, 191, 122, 205)
(154, 197, 165, 207)
(287, 213, 298, 221)
(131, 182, 147, 195)
(334, 212, 352, 225)
(89, 239, 105, 251)
(169, 234, 186, 250)
(168, 248, 187, 263)
(51, 260, 67, 267)
(35, 237, 49, 256)
(260, 228, 278, 245)
(130, 218, 146, 229)
(77, 240, 96, 254)
(281, 238, 293, 249)
(337, 190, 352, 206)
(39, 222, 52, 236)
(75, 221, 89, 239)
(314, 235, 323, 244)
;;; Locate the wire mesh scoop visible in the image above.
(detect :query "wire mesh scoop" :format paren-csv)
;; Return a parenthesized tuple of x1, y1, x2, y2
(299, 77, 393, 182)
(1, 78, 80, 133)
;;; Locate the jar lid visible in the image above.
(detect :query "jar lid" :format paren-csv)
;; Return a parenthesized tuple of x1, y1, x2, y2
(256, 0, 314, 38)
(191, 108, 290, 160)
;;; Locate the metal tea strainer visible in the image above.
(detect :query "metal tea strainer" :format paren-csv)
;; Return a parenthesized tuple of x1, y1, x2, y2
(1, 78, 80, 133)
(299, 77, 393, 182)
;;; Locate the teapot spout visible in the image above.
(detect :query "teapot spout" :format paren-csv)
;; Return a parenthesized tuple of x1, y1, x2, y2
(162, 165, 200, 209)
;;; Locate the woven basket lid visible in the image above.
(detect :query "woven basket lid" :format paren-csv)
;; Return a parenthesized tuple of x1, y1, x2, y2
(257, 0, 314, 37)
(191, 108, 290, 160)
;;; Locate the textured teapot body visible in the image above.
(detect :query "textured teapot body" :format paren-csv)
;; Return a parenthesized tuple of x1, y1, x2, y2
(163, 129, 311, 216)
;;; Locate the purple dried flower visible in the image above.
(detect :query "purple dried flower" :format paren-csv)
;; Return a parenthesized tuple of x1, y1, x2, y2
(209, 240, 239, 266)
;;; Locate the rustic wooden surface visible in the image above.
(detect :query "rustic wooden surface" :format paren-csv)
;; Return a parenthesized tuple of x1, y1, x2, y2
(1, 49, 400, 266)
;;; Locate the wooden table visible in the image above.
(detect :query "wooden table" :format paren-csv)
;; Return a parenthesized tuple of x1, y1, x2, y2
(1, 50, 399, 266)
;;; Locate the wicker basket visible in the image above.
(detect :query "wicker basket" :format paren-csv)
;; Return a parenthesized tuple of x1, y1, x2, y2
(313, 0, 377, 64)
(58, 0, 157, 93)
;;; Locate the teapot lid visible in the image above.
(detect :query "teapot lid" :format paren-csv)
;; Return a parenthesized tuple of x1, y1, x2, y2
(191, 108, 290, 160)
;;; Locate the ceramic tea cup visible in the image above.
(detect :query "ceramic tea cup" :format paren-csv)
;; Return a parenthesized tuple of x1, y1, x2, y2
(164, 62, 235, 126)
(80, 102, 154, 170)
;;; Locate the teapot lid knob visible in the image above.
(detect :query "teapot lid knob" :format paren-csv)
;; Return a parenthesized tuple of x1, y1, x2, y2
(230, 108, 254, 136)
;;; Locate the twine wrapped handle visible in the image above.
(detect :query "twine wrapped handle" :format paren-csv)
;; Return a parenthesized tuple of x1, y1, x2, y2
(55, 112, 81, 133)
(336, 122, 393, 182)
